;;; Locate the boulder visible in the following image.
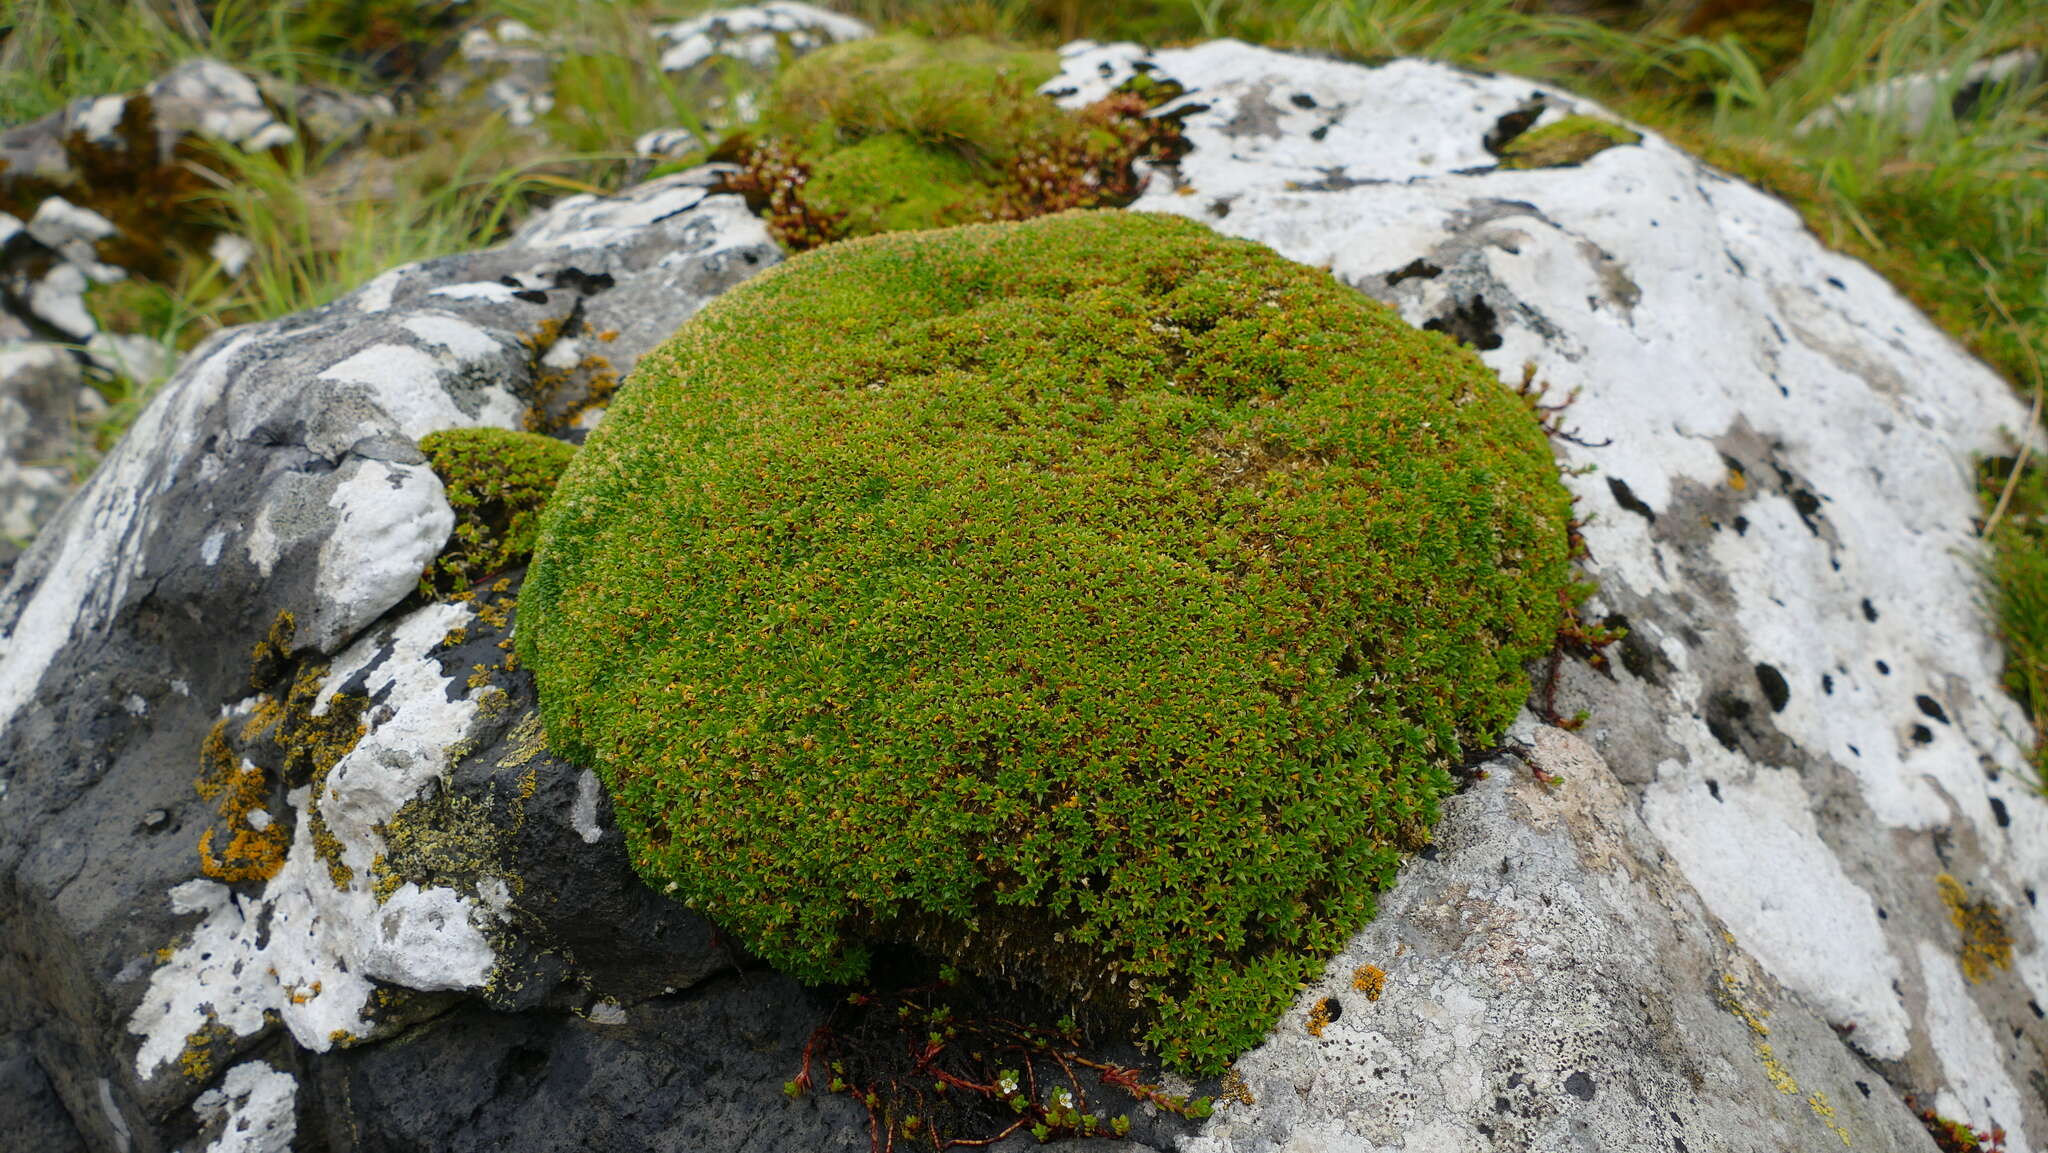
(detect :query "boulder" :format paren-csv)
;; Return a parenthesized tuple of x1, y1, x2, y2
(1049, 38, 2045, 1148)
(0, 168, 781, 1151)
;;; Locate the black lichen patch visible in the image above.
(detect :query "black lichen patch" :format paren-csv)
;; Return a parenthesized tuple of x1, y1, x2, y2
(1384, 257, 1443, 286)
(1607, 477, 1656, 523)
(1423, 295, 1503, 350)
(1754, 663, 1790, 713)
(1915, 694, 1950, 724)
(1563, 1070, 1596, 1102)
(1704, 691, 1753, 752)
(1604, 612, 1668, 686)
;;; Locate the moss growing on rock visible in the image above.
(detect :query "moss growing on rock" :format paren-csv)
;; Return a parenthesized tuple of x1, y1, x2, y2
(418, 427, 577, 598)
(1498, 114, 1642, 169)
(725, 35, 1184, 249)
(519, 210, 1575, 1072)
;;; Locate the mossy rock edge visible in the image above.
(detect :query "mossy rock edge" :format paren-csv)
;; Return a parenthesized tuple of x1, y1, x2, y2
(519, 209, 1576, 1072)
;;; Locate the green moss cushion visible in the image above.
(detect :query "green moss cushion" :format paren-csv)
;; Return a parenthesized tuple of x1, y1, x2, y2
(518, 209, 1574, 1071)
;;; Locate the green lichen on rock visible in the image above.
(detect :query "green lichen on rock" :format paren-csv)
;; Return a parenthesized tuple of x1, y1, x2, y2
(418, 427, 577, 597)
(518, 210, 1575, 1073)
(725, 35, 1183, 249)
(1498, 115, 1642, 169)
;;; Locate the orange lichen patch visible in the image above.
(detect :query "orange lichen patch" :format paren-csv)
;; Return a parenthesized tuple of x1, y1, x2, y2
(1351, 964, 1387, 1002)
(1304, 997, 1337, 1038)
(1218, 1070, 1256, 1108)
(1937, 873, 2014, 982)
(196, 718, 289, 884)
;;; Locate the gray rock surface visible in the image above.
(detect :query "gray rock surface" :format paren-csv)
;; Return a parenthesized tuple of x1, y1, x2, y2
(1192, 724, 1938, 1151)
(0, 344, 101, 575)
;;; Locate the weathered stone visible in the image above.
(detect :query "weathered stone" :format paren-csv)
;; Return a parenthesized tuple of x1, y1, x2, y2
(0, 171, 777, 1150)
(0, 343, 99, 575)
(1049, 38, 2045, 1147)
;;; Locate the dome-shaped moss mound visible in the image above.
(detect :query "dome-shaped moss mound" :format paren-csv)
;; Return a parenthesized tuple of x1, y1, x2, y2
(518, 210, 1574, 1072)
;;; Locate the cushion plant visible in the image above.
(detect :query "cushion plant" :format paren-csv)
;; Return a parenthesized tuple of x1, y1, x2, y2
(517, 209, 1575, 1072)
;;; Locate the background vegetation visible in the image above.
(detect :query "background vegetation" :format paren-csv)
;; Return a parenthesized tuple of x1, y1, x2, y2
(3, 0, 2043, 775)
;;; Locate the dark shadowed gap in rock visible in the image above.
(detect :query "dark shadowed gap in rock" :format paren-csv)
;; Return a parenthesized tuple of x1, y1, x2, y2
(1607, 477, 1656, 522)
(1422, 295, 1502, 350)
(1483, 95, 1547, 154)
(1754, 663, 1790, 713)
(1876, 660, 1891, 675)
(1910, 724, 1934, 745)
(1706, 779, 1722, 802)
(1991, 797, 2011, 828)
(1862, 597, 1879, 621)
(1822, 673, 1834, 695)
(1384, 257, 1443, 286)
(1704, 691, 1752, 752)
(1915, 694, 1949, 724)
(1789, 487, 1825, 534)
(1603, 612, 1665, 687)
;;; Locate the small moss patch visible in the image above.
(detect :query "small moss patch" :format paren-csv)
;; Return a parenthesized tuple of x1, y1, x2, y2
(722, 35, 1184, 250)
(418, 427, 577, 598)
(520, 210, 1574, 1073)
(1498, 115, 1642, 169)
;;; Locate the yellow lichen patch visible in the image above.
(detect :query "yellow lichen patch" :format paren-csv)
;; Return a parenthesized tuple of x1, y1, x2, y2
(1756, 1041, 1799, 1095)
(1304, 997, 1336, 1038)
(328, 1029, 358, 1047)
(1808, 1091, 1853, 1146)
(248, 610, 297, 690)
(1717, 971, 1771, 1037)
(178, 1016, 234, 1082)
(1218, 1070, 1256, 1108)
(1937, 873, 2014, 982)
(229, 661, 370, 891)
(372, 788, 510, 905)
(195, 718, 289, 884)
(497, 713, 547, 771)
(1351, 964, 1387, 1002)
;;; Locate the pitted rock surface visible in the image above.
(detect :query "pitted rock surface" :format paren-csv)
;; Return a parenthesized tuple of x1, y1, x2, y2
(1048, 39, 2045, 1147)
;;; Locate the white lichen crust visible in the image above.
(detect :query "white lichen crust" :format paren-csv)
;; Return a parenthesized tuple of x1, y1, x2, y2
(129, 603, 495, 1077)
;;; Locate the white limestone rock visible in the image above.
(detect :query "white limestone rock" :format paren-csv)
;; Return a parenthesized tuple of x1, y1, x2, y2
(652, 1, 871, 73)
(1046, 39, 2045, 1147)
